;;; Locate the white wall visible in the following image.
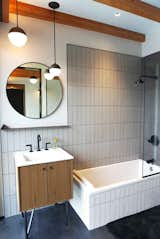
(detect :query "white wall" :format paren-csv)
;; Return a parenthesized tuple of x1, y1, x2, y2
(0, 16, 68, 128)
(142, 22, 160, 57)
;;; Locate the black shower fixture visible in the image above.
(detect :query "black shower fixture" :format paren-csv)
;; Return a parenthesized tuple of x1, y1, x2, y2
(148, 135, 160, 146)
(135, 75, 158, 87)
(135, 78, 144, 86)
(140, 75, 158, 80)
(146, 158, 155, 164)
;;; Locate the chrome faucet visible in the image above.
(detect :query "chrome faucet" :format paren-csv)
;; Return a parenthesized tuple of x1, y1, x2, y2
(37, 134, 41, 151)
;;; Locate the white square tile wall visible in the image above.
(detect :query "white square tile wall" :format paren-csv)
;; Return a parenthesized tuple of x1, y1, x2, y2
(0, 45, 143, 217)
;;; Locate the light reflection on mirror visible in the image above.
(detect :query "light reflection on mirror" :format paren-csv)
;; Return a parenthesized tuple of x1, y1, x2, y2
(7, 63, 63, 119)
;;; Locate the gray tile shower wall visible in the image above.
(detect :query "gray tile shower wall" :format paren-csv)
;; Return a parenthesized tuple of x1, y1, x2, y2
(1, 45, 143, 217)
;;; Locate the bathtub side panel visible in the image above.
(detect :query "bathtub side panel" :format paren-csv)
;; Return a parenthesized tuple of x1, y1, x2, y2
(70, 177, 91, 229)
(86, 174, 160, 230)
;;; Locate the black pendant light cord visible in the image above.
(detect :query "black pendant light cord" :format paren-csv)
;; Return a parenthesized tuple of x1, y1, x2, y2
(16, 0, 19, 27)
(48, 1, 60, 66)
(54, 9, 56, 63)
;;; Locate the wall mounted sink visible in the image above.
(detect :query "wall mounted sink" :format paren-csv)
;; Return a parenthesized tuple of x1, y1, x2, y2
(14, 148, 74, 167)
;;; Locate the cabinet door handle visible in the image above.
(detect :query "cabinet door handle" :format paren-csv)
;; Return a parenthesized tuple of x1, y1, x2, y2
(42, 167, 46, 171)
(50, 166, 54, 170)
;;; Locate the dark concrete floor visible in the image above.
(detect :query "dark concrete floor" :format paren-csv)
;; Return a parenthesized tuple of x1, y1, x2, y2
(0, 204, 160, 239)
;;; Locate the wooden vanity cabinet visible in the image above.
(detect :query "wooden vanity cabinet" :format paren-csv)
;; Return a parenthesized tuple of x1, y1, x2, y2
(17, 160, 73, 212)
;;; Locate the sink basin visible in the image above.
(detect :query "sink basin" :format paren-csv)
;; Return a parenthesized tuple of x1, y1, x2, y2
(24, 150, 55, 162)
(14, 148, 74, 167)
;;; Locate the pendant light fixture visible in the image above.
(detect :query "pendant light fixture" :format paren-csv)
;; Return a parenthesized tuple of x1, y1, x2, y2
(49, 2, 61, 78)
(8, 0, 28, 47)
(44, 69, 54, 80)
(30, 76, 38, 84)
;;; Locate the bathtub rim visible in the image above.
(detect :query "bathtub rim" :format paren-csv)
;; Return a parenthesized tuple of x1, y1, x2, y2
(73, 174, 145, 195)
(74, 158, 142, 175)
(73, 159, 160, 195)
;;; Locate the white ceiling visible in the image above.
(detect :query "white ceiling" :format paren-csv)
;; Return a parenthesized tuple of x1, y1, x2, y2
(20, 0, 160, 35)
(142, 0, 160, 7)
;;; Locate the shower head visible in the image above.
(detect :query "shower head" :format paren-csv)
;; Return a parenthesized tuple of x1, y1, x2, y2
(135, 75, 158, 87)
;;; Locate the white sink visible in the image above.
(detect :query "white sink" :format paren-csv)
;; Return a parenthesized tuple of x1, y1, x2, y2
(14, 148, 74, 167)
(24, 150, 58, 162)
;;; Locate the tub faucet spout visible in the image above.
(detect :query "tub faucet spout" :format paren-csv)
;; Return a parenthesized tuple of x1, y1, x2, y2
(146, 158, 155, 164)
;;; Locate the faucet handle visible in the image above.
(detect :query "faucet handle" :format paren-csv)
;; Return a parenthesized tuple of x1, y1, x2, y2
(146, 158, 155, 164)
(26, 144, 33, 152)
(45, 142, 51, 150)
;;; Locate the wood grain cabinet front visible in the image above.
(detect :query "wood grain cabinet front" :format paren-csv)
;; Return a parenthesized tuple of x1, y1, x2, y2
(17, 160, 73, 211)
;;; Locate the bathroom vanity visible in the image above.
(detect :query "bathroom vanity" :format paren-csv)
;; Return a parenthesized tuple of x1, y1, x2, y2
(17, 160, 73, 211)
(15, 148, 74, 238)
(15, 148, 73, 211)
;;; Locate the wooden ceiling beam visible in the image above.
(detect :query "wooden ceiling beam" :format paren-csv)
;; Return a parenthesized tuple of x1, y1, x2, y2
(95, 0, 160, 22)
(1, 0, 9, 23)
(9, 0, 145, 42)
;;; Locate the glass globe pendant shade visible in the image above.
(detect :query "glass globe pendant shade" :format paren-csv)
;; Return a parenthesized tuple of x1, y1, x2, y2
(8, 27, 28, 47)
(49, 63, 61, 77)
(44, 69, 53, 80)
(29, 76, 38, 84)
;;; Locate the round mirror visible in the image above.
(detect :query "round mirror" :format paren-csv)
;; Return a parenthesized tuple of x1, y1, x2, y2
(6, 63, 63, 119)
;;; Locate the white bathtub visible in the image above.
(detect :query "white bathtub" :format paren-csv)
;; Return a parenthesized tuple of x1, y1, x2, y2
(70, 159, 160, 230)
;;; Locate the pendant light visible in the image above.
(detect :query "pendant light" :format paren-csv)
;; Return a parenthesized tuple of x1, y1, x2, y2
(44, 69, 54, 80)
(8, 0, 28, 47)
(49, 2, 61, 78)
(30, 76, 38, 84)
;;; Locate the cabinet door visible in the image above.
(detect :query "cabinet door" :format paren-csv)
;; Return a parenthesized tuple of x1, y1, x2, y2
(47, 163, 56, 205)
(18, 164, 48, 211)
(34, 164, 48, 208)
(54, 160, 73, 202)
